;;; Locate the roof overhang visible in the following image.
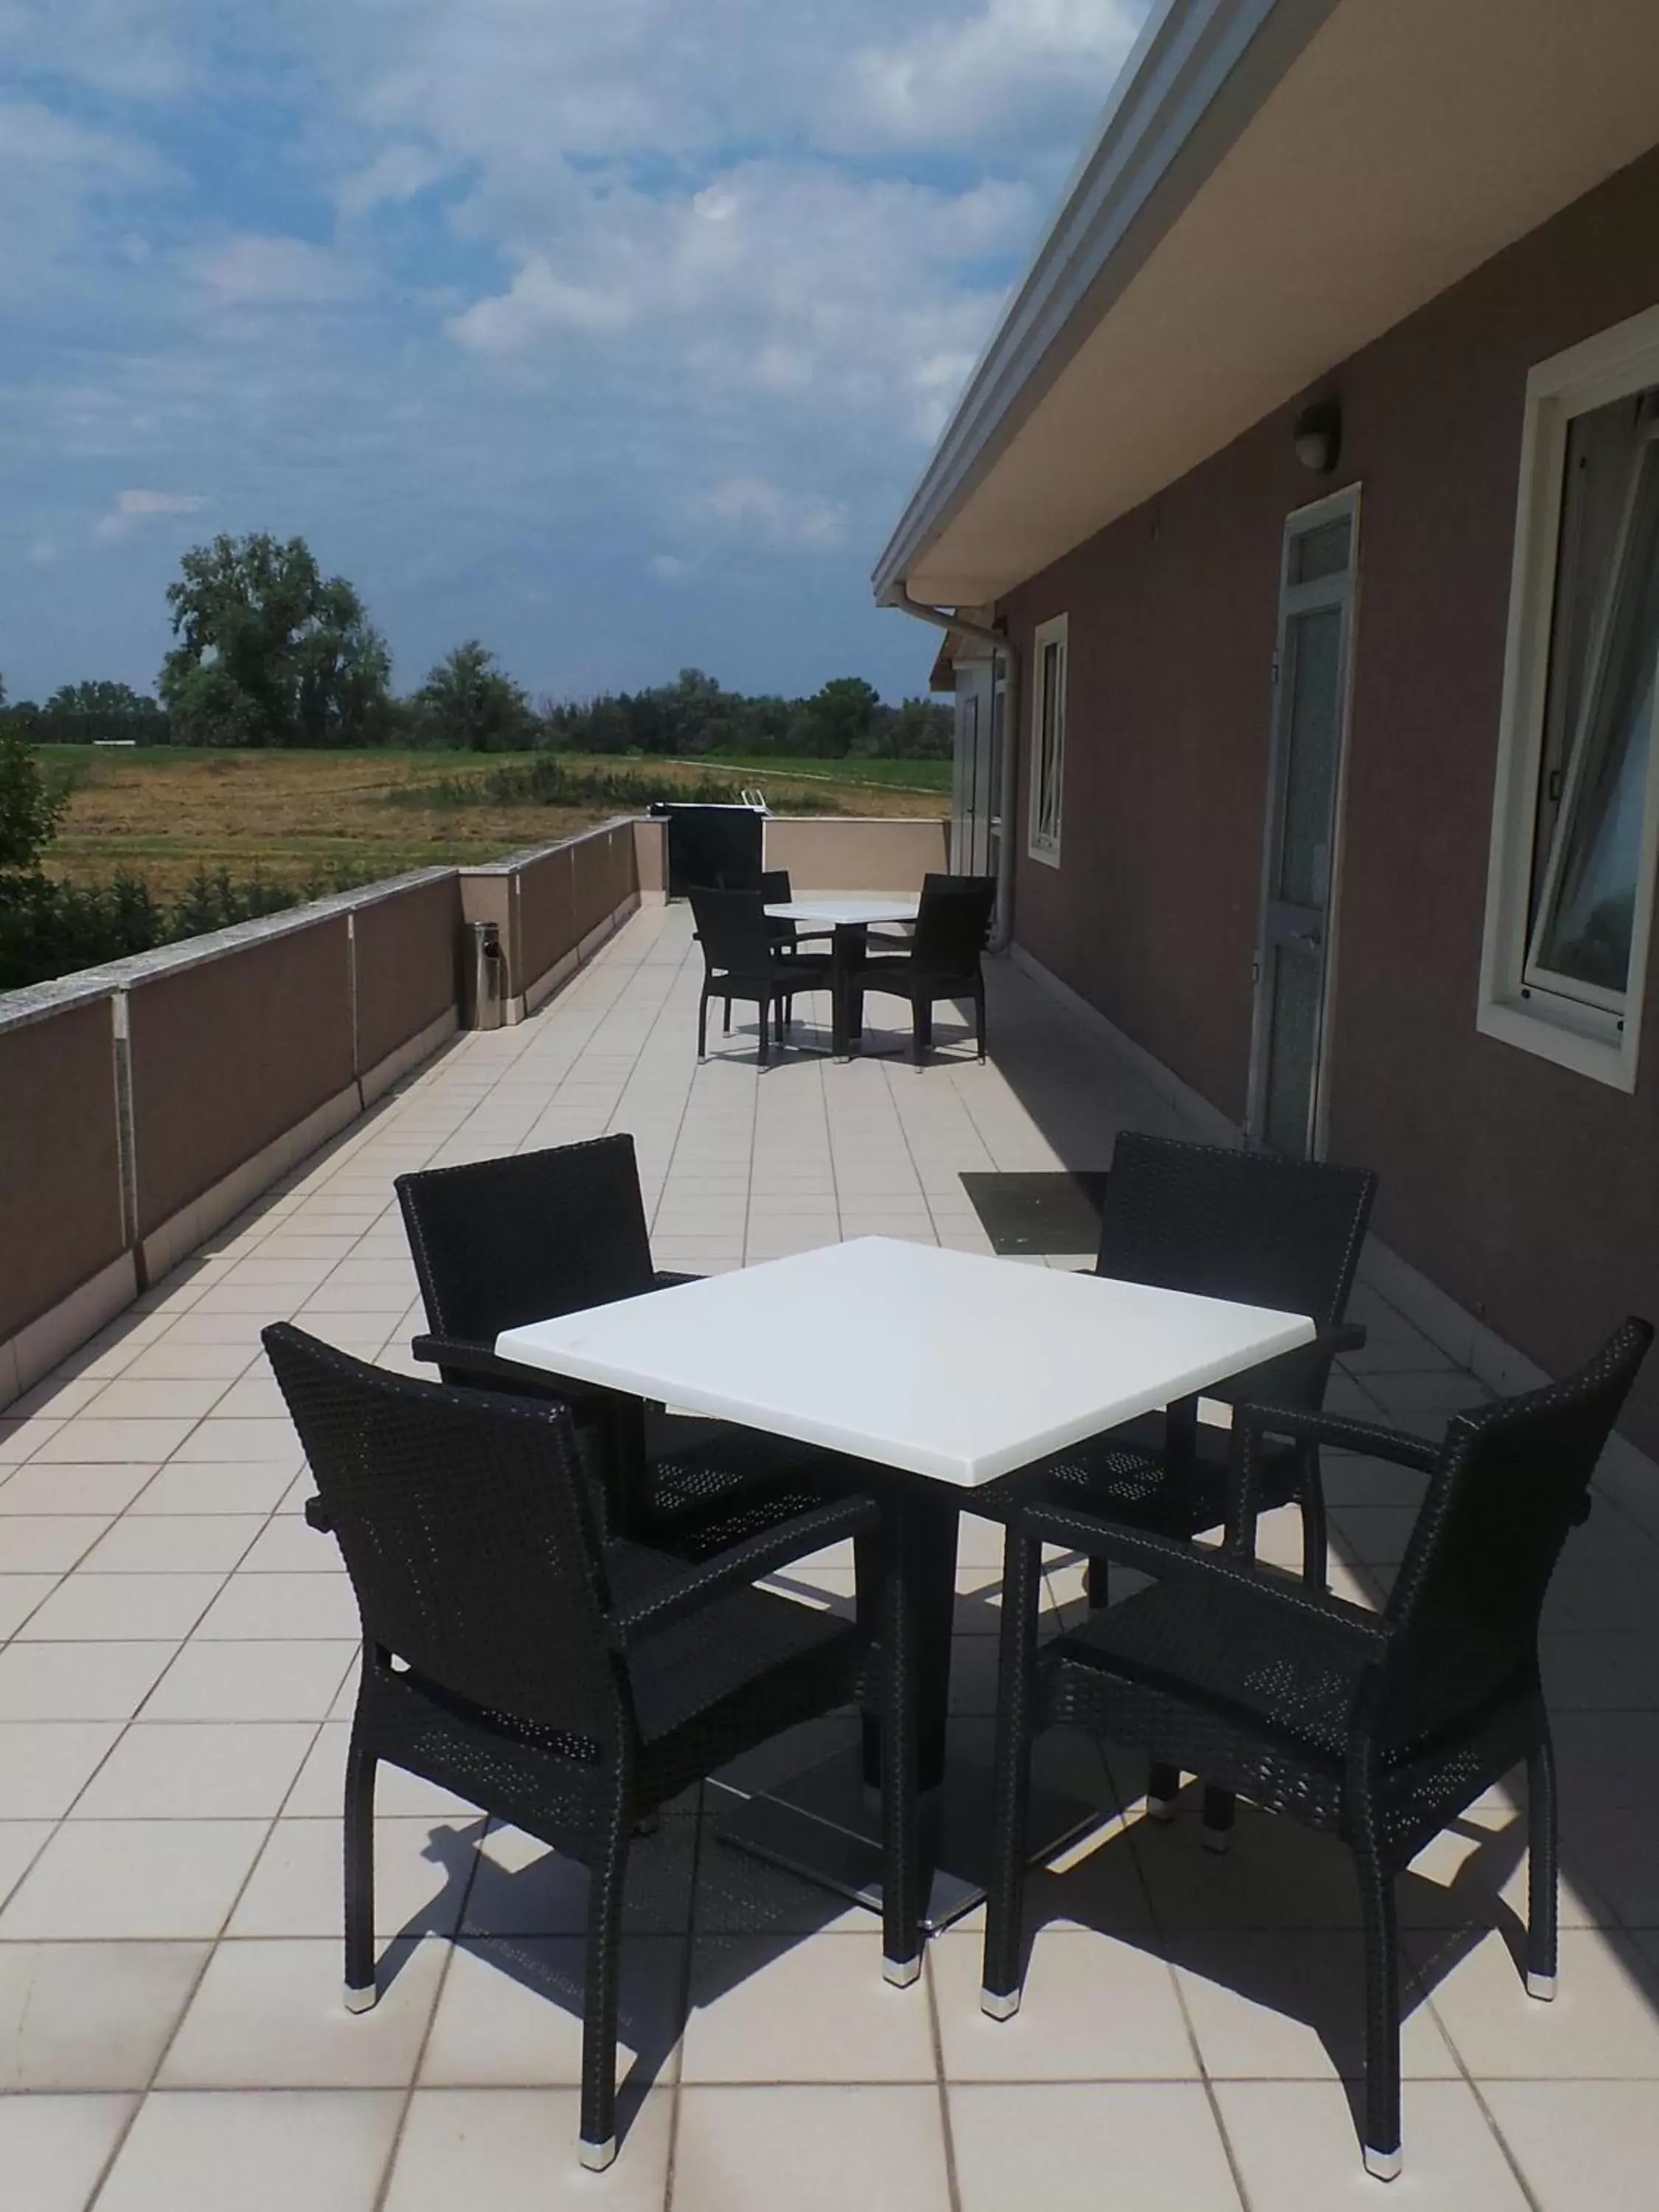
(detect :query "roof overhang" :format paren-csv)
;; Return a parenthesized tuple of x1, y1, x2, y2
(874, 0, 1659, 610)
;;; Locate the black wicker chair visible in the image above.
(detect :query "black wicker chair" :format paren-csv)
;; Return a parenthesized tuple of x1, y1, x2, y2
(396, 1134, 845, 1559)
(850, 872, 995, 1064)
(981, 1317, 1652, 2183)
(714, 869, 828, 1032)
(263, 1322, 923, 2173)
(689, 884, 833, 1065)
(979, 1133, 1376, 1834)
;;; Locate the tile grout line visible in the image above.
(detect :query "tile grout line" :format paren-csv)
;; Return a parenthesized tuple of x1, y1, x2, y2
(923, 1940, 966, 2212)
(366, 1843, 485, 2212)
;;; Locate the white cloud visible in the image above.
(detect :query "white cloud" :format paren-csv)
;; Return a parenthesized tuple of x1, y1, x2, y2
(193, 234, 361, 309)
(449, 254, 635, 350)
(335, 142, 449, 221)
(705, 476, 847, 552)
(841, 0, 1144, 150)
(94, 487, 206, 540)
(649, 552, 691, 582)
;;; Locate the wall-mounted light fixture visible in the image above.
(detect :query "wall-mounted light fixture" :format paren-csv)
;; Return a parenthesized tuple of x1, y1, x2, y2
(1293, 397, 1342, 473)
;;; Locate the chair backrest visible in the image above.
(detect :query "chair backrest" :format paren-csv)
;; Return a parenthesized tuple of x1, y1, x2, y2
(263, 1323, 627, 1746)
(1377, 1317, 1652, 1747)
(717, 869, 793, 905)
(910, 873, 996, 973)
(396, 1133, 655, 1348)
(1094, 1133, 1375, 1333)
(688, 884, 775, 977)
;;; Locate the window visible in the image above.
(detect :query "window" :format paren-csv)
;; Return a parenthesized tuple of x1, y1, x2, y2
(1028, 613, 1067, 866)
(1480, 305, 1659, 1090)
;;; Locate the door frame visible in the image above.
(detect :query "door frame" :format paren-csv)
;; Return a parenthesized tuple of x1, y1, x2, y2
(950, 646, 998, 877)
(1245, 480, 1363, 1158)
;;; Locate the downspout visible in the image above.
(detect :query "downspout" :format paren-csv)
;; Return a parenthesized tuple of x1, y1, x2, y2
(886, 585, 1020, 953)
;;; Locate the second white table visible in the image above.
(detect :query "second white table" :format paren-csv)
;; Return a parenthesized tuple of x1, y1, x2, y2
(765, 897, 919, 1058)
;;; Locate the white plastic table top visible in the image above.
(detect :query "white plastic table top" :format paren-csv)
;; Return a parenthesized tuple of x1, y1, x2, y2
(495, 1236, 1316, 1489)
(764, 897, 919, 927)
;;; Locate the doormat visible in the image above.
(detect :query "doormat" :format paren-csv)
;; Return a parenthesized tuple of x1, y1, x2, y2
(959, 1170, 1111, 1256)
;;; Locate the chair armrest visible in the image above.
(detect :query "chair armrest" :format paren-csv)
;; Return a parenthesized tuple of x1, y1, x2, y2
(1233, 1400, 1436, 1472)
(1015, 1500, 1393, 1653)
(304, 1495, 333, 1534)
(611, 1494, 881, 1643)
(411, 1333, 560, 1388)
(1329, 1321, 1368, 1354)
(651, 1270, 702, 1290)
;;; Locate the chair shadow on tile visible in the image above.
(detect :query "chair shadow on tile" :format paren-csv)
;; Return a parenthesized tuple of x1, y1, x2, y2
(1009, 1784, 1543, 2146)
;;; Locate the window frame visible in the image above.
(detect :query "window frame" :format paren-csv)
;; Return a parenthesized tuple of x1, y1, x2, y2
(1478, 302, 1659, 1093)
(1027, 612, 1068, 868)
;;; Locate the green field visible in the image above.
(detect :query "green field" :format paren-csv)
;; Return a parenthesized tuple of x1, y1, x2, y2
(36, 745, 950, 900)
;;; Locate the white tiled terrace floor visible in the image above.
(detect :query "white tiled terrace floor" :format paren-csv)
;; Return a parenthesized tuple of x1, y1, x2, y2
(4, 901, 1659, 2211)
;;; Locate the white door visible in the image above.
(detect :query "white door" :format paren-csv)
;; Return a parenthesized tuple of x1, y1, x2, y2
(1246, 489, 1360, 1158)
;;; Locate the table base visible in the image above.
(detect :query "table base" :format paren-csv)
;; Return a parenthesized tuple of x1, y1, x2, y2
(713, 1748, 1108, 1933)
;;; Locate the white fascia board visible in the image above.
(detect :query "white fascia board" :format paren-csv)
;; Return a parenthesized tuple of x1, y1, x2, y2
(870, 0, 1340, 607)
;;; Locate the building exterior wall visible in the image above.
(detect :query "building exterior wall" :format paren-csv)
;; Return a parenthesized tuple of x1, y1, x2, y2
(999, 143, 1659, 1442)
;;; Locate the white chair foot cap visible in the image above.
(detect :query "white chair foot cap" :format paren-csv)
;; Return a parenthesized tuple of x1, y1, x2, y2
(883, 1955, 922, 1989)
(579, 2138, 618, 2173)
(1145, 1795, 1178, 1825)
(1200, 1823, 1232, 1855)
(980, 1987, 1021, 2021)
(1363, 2146, 1402, 2183)
(1526, 1971, 1557, 2000)
(342, 1983, 378, 2014)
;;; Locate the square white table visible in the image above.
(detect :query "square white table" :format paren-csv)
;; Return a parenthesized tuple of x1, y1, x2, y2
(498, 1237, 1315, 1923)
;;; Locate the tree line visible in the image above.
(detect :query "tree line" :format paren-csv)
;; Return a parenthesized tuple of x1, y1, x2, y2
(1, 531, 950, 759)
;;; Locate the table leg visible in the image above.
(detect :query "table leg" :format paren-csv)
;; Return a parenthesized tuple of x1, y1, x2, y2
(860, 1488, 955, 1795)
(717, 1494, 1105, 1931)
(830, 924, 866, 1060)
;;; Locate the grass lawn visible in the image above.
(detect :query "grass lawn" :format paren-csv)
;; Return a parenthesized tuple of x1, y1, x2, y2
(36, 747, 949, 900)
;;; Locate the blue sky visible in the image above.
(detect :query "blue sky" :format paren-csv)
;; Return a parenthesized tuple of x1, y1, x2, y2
(0, 1, 1146, 707)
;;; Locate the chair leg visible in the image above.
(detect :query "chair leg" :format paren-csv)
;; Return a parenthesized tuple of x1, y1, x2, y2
(579, 1806, 631, 2170)
(756, 998, 771, 1068)
(911, 1001, 925, 1068)
(343, 1733, 378, 2011)
(981, 1526, 1043, 2019)
(1145, 1762, 1181, 1822)
(1299, 1442, 1329, 1588)
(1526, 1736, 1559, 1999)
(1085, 1557, 1110, 1609)
(975, 978, 987, 1062)
(1354, 1832, 1402, 2180)
(698, 990, 710, 1060)
(723, 998, 732, 1034)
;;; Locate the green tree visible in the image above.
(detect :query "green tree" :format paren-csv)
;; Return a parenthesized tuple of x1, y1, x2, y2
(416, 641, 535, 751)
(793, 675, 881, 758)
(160, 532, 394, 747)
(0, 675, 66, 872)
(38, 680, 170, 745)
